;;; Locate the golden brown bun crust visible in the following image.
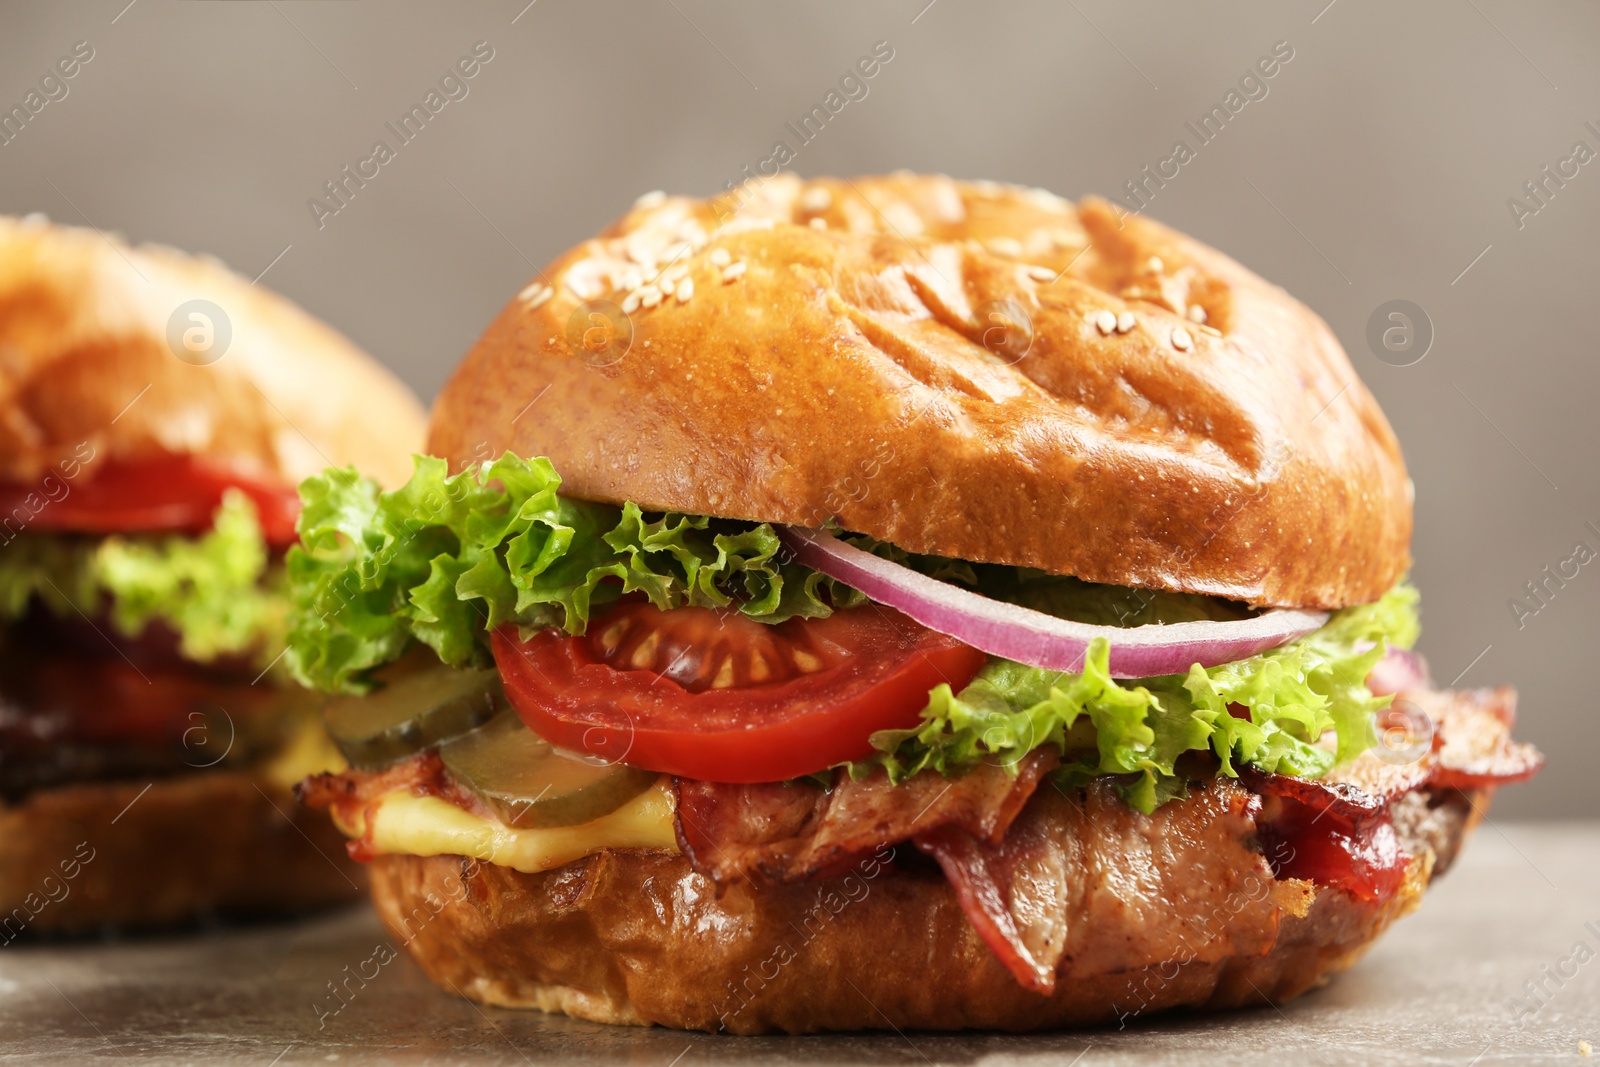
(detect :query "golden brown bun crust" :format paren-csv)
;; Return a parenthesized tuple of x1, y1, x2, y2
(0, 772, 361, 934)
(430, 174, 1410, 609)
(0, 214, 426, 489)
(368, 793, 1478, 1034)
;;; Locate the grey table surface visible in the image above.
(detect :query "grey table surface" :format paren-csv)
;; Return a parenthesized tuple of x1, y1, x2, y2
(1, 822, 1595, 1067)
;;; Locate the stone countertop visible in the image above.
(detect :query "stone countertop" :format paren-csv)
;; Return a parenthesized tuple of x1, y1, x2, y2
(1, 822, 1595, 1066)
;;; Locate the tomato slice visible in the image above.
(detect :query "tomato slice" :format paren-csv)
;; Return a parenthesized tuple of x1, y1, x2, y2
(492, 601, 988, 783)
(0, 456, 301, 546)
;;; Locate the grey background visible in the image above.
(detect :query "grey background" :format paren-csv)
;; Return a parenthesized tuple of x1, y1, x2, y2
(0, 0, 1594, 818)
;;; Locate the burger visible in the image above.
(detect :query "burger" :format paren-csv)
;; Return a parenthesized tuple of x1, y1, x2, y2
(0, 215, 426, 933)
(290, 174, 1542, 1032)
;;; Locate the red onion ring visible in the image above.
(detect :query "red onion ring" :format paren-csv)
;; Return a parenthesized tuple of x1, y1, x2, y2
(1366, 647, 1430, 696)
(781, 526, 1330, 679)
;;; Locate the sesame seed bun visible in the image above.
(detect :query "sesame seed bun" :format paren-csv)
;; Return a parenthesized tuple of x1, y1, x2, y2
(0, 214, 426, 489)
(428, 173, 1411, 609)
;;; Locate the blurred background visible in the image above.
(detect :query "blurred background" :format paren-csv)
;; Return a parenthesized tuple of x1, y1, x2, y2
(1, 0, 1593, 817)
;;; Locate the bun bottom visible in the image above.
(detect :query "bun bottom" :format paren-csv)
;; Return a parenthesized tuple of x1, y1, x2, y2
(368, 791, 1480, 1034)
(0, 772, 362, 935)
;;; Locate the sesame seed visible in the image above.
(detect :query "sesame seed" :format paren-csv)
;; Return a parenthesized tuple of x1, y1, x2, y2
(1171, 326, 1193, 351)
(528, 287, 553, 309)
(1187, 304, 1207, 323)
(722, 261, 746, 283)
(621, 291, 642, 314)
(809, 217, 828, 230)
(677, 277, 695, 303)
(1094, 310, 1118, 335)
(715, 216, 777, 239)
(1116, 311, 1136, 334)
(1025, 187, 1067, 210)
(634, 190, 667, 209)
(659, 278, 675, 296)
(710, 248, 731, 268)
(1026, 265, 1055, 282)
(1146, 256, 1164, 273)
(1198, 324, 1222, 338)
(638, 284, 662, 308)
(517, 282, 551, 306)
(988, 236, 1023, 257)
(800, 187, 832, 212)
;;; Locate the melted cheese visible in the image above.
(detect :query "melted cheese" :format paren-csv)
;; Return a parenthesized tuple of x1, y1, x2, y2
(259, 715, 348, 791)
(337, 780, 678, 874)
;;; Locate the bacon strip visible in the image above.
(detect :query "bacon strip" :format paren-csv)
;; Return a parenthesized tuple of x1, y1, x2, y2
(918, 778, 1275, 993)
(1245, 684, 1539, 901)
(913, 825, 1059, 992)
(1411, 686, 1543, 789)
(1318, 746, 1435, 804)
(1245, 685, 1539, 818)
(296, 751, 451, 812)
(674, 750, 1057, 885)
(1248, 786, 1408, 903)
(1239, 765, 1393, 828)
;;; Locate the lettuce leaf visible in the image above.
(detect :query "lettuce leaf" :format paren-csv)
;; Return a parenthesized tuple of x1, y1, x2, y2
(0, 491, 285, 663)
(285, 454, 862, 693)
(867, 583, 1419, 812)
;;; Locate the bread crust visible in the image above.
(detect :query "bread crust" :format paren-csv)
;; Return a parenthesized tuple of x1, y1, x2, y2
(0, 214, 426, 489)
(429, 174, 1410, 609)
(0, 771, 362, 935)
(367, 790, 1479, 1034)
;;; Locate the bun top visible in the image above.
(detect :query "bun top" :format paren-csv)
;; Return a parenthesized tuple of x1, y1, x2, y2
(429, 174, 1411, 609)
(0, 214, 426, 489)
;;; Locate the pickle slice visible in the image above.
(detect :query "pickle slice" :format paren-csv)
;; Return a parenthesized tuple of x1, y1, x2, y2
(323, 664, 504, 768)
(439, 712, 656, 829)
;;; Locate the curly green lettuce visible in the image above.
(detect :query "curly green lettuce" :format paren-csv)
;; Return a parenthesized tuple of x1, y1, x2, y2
(0, 491, 285, 663)
(867, 583, 1419, 812)
(285, 454, 863, 693)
